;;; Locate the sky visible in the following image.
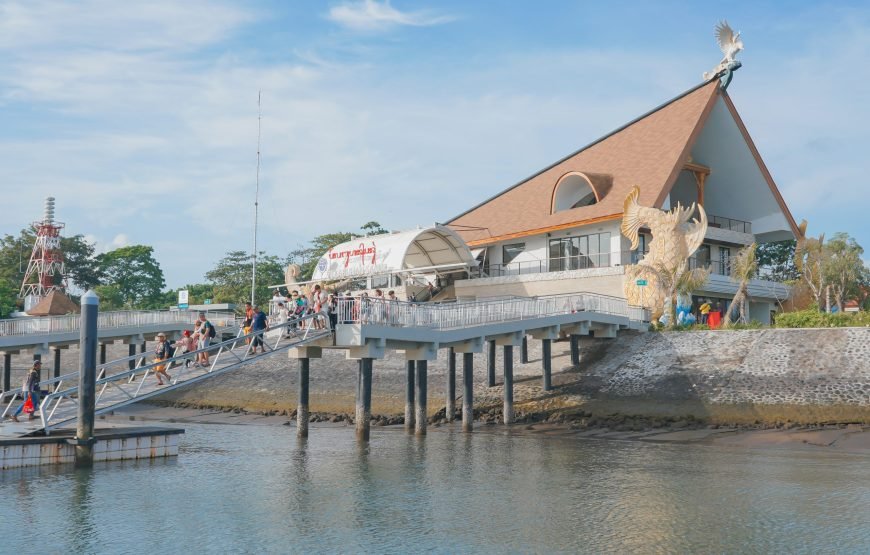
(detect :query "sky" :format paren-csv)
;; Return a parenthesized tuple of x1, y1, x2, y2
(1, 0, 868, 288)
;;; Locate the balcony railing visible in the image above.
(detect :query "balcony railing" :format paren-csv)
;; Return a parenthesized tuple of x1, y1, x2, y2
(473, 253, 636, 278)
(707, 214, 752, 234)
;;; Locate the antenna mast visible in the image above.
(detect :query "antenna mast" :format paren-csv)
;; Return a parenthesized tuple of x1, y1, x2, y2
(251, 91, 261, 306)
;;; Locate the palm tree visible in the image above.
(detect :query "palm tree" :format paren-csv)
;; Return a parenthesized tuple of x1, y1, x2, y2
(724, 243, 758, 327)
(636, 261, 709, 328)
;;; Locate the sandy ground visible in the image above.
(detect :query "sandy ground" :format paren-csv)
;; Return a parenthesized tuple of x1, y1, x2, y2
(102, 404, 870, 455)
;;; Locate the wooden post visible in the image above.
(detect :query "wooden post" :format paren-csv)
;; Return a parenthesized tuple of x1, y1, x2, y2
(405, 360, 415, 432)
(297, 358, 309, 438)
(2, 353, 10, 392)
(542, 339, 552, 391)
(446, 347, 456, 422)
(503, 345, 514, 425)
(356, 358, 373, 441)
(487, 340, 496, 387)
(462, 352, 473, 433)
(570, 335, 580, 366)
(521, 336, 529, 364)
(128, 344, 136, 370)
(415, 360, 427, 436)
(99, 343, 107, 365)
(53, 348, 61, 380)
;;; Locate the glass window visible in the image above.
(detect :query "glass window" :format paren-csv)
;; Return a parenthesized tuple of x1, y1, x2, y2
(371, 275, 389, 289)
(549, 232, 613, 270)
(598, 232, 611, 267)
(549, 240, 563, 271)
(502, 243, 525, 265)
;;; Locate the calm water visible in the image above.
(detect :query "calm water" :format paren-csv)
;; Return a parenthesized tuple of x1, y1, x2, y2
(1, 424, 868, 554)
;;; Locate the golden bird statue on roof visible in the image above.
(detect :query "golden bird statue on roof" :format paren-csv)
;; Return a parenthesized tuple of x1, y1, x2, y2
(703, 20, 744, 84)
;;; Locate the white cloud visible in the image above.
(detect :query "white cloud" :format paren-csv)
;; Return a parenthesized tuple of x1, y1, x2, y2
(327, 0, 454, 31)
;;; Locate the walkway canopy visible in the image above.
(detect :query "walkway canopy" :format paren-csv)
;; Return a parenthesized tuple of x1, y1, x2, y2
(311, 225, 477, 282)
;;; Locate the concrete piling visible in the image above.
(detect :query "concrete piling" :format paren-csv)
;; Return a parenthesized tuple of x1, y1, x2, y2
(355, 358, 373, 441)
(4, 353, 11, 392)
(521, 336, 529, 364)
(405, 360, 415, 433)
(462, 352, 474, 433)
(415, 360, 428, 436)
(75, 290, 99, 467)
(503, 345, 514, 425)
(570, 335, 580, 366)
(446, 347, 456, 422)
(128, 344, 137, 370)
(487, 340, 496, 387)
(297, 358, 310, 438)
(542, 339, 552, 391)
(99, 343, 107, 365)
(53, 348, 61, 379)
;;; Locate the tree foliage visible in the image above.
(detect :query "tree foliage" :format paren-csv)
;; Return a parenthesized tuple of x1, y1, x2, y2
(205, 250, 284, 307)
(0, 228, 101, 295)
(724, 243, 758, 327)
(824, 232, 865, 312)
(0, 281, 17, 318)
(95, 245, 165, 308)
(756, 240, 799, 282)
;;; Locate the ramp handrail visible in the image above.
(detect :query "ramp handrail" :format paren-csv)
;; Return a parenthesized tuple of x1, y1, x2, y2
(9, 311, 330, 434)
(335, 292, 649, 330)
(0, 309, 237, 338)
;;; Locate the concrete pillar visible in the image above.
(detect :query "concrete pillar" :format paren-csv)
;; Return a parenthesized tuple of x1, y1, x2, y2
(405, 360, 415, 433)
(75, 290, 99, 467)
(446, 347, 456, 422)
(521, 336, 529, 364)
(128, 344, 137, 370)
(297, 358, 309, 438)
(99, 343, 107, 365)
(356, 358, 373, 441)
(462, 352, 474, 433)
(570, 335, 580, 366)
(503, 345, 514, 425)
(542, 339, 552, 391)
(3, 353, 10, 392)
(415, 360, 427, 436)
(487, 340, 496, 387)
(53, 348, 61, 380)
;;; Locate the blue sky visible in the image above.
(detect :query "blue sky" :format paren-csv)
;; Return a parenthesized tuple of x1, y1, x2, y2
(1, 0, 868, 287)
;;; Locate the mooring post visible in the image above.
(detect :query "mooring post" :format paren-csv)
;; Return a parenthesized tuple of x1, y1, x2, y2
(570, 335, 580, 366)
(521, 336, 529, 364)
(75, 290, 99, 467)
(415, 360, 428, 436)
(503, 345, 514, 425)
(99, 343, 107, 365)
(405, 360, 415, 432)
(297, 358, 310, 438)
(53, 348, 61, 380)
(2, 353, 10, 392)
(128, 344, 136, 370)
(446, 347, 456, 422)
(356, 358, 373, 441)
(542, 339, 552, 391)
(462, 352, 474, 433)
(487, 340, 496, 387)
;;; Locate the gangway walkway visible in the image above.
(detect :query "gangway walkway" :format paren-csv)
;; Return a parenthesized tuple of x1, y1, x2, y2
(1, 312, 330, 436)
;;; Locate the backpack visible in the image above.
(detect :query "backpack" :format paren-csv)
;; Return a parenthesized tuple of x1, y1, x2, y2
(206, 321, 216, 338)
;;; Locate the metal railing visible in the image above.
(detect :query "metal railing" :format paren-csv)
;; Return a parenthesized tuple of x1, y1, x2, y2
(2, 311, 330, 434)
(336, 292, 648, 330)
(708, 214, 752, 234)
(0, 309, 237, 338)
(474, 252, 637, 278)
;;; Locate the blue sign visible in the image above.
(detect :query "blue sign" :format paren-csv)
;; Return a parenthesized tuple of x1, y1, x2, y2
(636, 279, 648, 286)
(178, 303, 189, 309)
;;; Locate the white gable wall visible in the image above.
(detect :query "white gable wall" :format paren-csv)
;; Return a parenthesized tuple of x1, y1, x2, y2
(686, 96, 795, 243)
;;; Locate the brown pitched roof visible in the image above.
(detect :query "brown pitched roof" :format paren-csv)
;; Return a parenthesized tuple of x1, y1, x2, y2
(446, 79, 722, 246)
(27, 290, 80, 316)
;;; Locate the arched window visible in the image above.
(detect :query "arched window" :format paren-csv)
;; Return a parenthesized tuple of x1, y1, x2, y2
(552, 173, 601, 213)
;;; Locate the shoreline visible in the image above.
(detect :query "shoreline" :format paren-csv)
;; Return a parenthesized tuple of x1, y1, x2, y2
(105, 403, 870, 455)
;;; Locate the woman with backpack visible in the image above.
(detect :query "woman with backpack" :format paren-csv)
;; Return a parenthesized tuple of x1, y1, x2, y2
(153, 333, 173, 386)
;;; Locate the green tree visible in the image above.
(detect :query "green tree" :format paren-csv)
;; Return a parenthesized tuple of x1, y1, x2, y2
(206, 251, 284, 306)
(0, 228, 101, 293)
(724, 243, 758, 327)
(361, 221, 388, 236)
(161, 283, 216, 307)
(756, 240, 799, 282)
(824, 232, 865, 312)
(0, 281, 18, 318)
(93, 284, 125, 310)
(96, 245, 165, 308)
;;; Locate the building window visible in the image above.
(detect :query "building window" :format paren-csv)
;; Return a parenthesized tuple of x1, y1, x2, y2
(502, 243, 525, 265)
(719, 246, 731, 276)
(549, 232, 611, 270)
(552, 174, 599, 212)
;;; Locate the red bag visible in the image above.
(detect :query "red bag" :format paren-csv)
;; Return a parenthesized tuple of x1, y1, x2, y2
(22, 395, 34, 414)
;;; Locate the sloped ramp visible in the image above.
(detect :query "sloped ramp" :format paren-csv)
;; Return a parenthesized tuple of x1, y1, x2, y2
(1, 313, 330, 436)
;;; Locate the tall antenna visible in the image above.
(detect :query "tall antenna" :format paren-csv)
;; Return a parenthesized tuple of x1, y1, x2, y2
(251, 91, 261, 306)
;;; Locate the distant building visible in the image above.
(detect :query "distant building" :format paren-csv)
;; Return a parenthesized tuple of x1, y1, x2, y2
(445, 77, 800, 324)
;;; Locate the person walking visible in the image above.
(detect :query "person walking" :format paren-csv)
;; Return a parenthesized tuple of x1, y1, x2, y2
(699, 299, 712, 325)
(196, 313, 214, 366)
(9, 360, 41, 422)
(250, 306, 269, 354)
(153, 333, 173, 385)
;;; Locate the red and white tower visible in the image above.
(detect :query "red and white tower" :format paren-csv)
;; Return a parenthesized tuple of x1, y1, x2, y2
(20, 197, 67, 311)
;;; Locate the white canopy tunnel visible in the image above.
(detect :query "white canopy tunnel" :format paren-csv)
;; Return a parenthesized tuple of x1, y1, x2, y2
(310, 225, 477, 283)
